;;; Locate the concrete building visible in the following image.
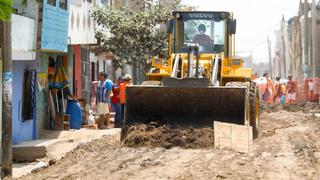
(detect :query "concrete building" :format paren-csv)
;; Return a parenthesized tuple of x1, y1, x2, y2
(12, 15, 38, 144)
(10, 1, 38, 144)
(68, 0, 99, 103)
(11, 0, 69, 144)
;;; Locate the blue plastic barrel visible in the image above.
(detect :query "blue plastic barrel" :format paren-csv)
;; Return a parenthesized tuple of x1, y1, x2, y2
(66, 100, 82, 129)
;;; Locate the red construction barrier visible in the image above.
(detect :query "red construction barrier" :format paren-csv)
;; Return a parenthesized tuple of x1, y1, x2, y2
(295, 78, 320, 103)
(254, 77, 320, 104)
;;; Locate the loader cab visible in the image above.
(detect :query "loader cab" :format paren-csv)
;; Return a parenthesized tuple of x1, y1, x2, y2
(168, 11, 236, 56)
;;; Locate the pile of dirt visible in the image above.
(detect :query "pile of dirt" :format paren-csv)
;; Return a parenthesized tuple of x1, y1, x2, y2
(259, 101, 284, 113)
(285, 102, 320, 113)
(122, 122, 214, 149)
(260, 101, 320, 113)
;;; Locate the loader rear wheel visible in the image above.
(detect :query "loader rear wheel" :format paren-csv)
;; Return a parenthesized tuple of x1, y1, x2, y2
(249, 81, 259, 139)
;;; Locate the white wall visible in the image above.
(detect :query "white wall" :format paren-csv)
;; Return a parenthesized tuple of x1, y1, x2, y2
(11, 14, 36, 60)
(68, 0, 97, 45)
(12, 0, 39, 60)
(90, 52, 97, 63)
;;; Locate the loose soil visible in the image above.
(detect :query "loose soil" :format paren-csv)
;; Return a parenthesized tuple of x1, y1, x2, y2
(261, 101, 320, 113)
(17, 103, 320, 180)
(122, 123, 214, 149)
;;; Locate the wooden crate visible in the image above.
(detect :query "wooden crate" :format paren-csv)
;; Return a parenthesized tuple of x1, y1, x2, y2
(63, 114, 70, 130)
(214, 121, 254, 154)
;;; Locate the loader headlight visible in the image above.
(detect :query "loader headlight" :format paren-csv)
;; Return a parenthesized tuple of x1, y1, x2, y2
(232, 59, 242, 66)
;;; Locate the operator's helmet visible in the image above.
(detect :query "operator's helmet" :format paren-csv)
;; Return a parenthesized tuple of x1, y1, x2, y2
(198, 24, 206, 32)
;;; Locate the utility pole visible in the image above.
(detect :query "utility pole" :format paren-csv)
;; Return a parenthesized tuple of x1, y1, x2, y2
(0, 20, 13, 178)
(267, 36, 273, 79)
(296, 1, 303, 81)
(281, 16, 287, 78)
(304, 0, 310, 77)
(311, 0, 318, 78)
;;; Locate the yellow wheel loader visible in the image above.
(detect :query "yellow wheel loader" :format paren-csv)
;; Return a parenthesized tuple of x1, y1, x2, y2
(122, 11, 259, 138)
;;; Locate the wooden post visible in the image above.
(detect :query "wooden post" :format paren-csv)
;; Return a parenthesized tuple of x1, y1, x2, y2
(311, 0, 318, 78)
(1, 20, 13, 178)
(267, 37, 273, 79)
(281, 16, 287, 78)
(304, 0, 310, 77)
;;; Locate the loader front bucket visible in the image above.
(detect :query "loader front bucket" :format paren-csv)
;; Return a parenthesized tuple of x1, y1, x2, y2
(124, 85, 248, 128)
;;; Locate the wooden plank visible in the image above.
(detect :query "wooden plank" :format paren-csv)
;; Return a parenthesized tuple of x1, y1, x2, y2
(82, 124, 98, 130)
(214, 121, 253, 154)
(47, 90, 56, 122)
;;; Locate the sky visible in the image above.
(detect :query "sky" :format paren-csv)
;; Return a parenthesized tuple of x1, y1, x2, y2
(180, 0, 300, 63)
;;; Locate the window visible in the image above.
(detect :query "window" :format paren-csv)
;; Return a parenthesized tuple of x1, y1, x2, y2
(60, 0, 68, 10)
(173, 12, 226, 53)
(47, 0, 56, 6)
(103, 61, 106, 72)
(101, 0, 109, 5)
(91, 62, 96, 81)
(22, 70, 36, 121)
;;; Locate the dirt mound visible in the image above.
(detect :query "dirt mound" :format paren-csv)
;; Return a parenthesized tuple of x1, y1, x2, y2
(259, 102, 282, 113)
(285, 102, 320, 113)
(122, 122, 214, 149)
(260, 101, 320, 113)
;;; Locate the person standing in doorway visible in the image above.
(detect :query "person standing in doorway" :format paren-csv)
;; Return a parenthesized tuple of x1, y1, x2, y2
(95, 72, 113, 129)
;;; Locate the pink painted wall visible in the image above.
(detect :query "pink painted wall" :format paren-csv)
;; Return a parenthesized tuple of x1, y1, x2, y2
(73, 45, 82, 98)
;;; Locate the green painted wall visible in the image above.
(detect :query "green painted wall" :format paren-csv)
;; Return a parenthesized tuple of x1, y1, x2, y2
(36, 54, 49, 133)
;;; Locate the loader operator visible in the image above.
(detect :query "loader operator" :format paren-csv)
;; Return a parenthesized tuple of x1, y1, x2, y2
(193, 24, 213, 51)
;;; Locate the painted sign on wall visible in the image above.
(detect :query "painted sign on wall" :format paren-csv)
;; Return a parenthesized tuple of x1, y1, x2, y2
(37, 72, 48, 91)
(39, 0, 69, 52)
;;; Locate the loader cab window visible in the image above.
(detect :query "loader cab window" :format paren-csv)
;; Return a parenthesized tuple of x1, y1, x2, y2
(173, 12, 226, 54)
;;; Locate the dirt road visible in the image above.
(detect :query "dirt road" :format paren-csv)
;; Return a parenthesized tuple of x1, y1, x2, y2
(20, 106, 320, 180)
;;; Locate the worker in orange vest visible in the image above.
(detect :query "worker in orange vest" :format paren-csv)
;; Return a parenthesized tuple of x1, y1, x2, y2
(120, 74, 132, 121)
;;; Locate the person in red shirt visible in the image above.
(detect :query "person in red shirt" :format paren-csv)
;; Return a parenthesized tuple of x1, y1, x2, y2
(111, 77, 122, 127)
(193, 24, 213, 51)
(286, 74, 297, 105)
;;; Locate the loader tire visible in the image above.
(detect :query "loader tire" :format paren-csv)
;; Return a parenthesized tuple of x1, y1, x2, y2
(225, 81, 251, 126)
(141, 81, 161, 86)
(249, 81, 259, 139)
(226, 81, 259, 139)
(225, 81, 250, 88)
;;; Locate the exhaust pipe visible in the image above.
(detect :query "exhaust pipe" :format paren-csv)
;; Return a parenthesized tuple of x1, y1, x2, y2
(187, 43, 200, 78)
(171, 55, 179, 78)
(211, 56, 220, 86)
